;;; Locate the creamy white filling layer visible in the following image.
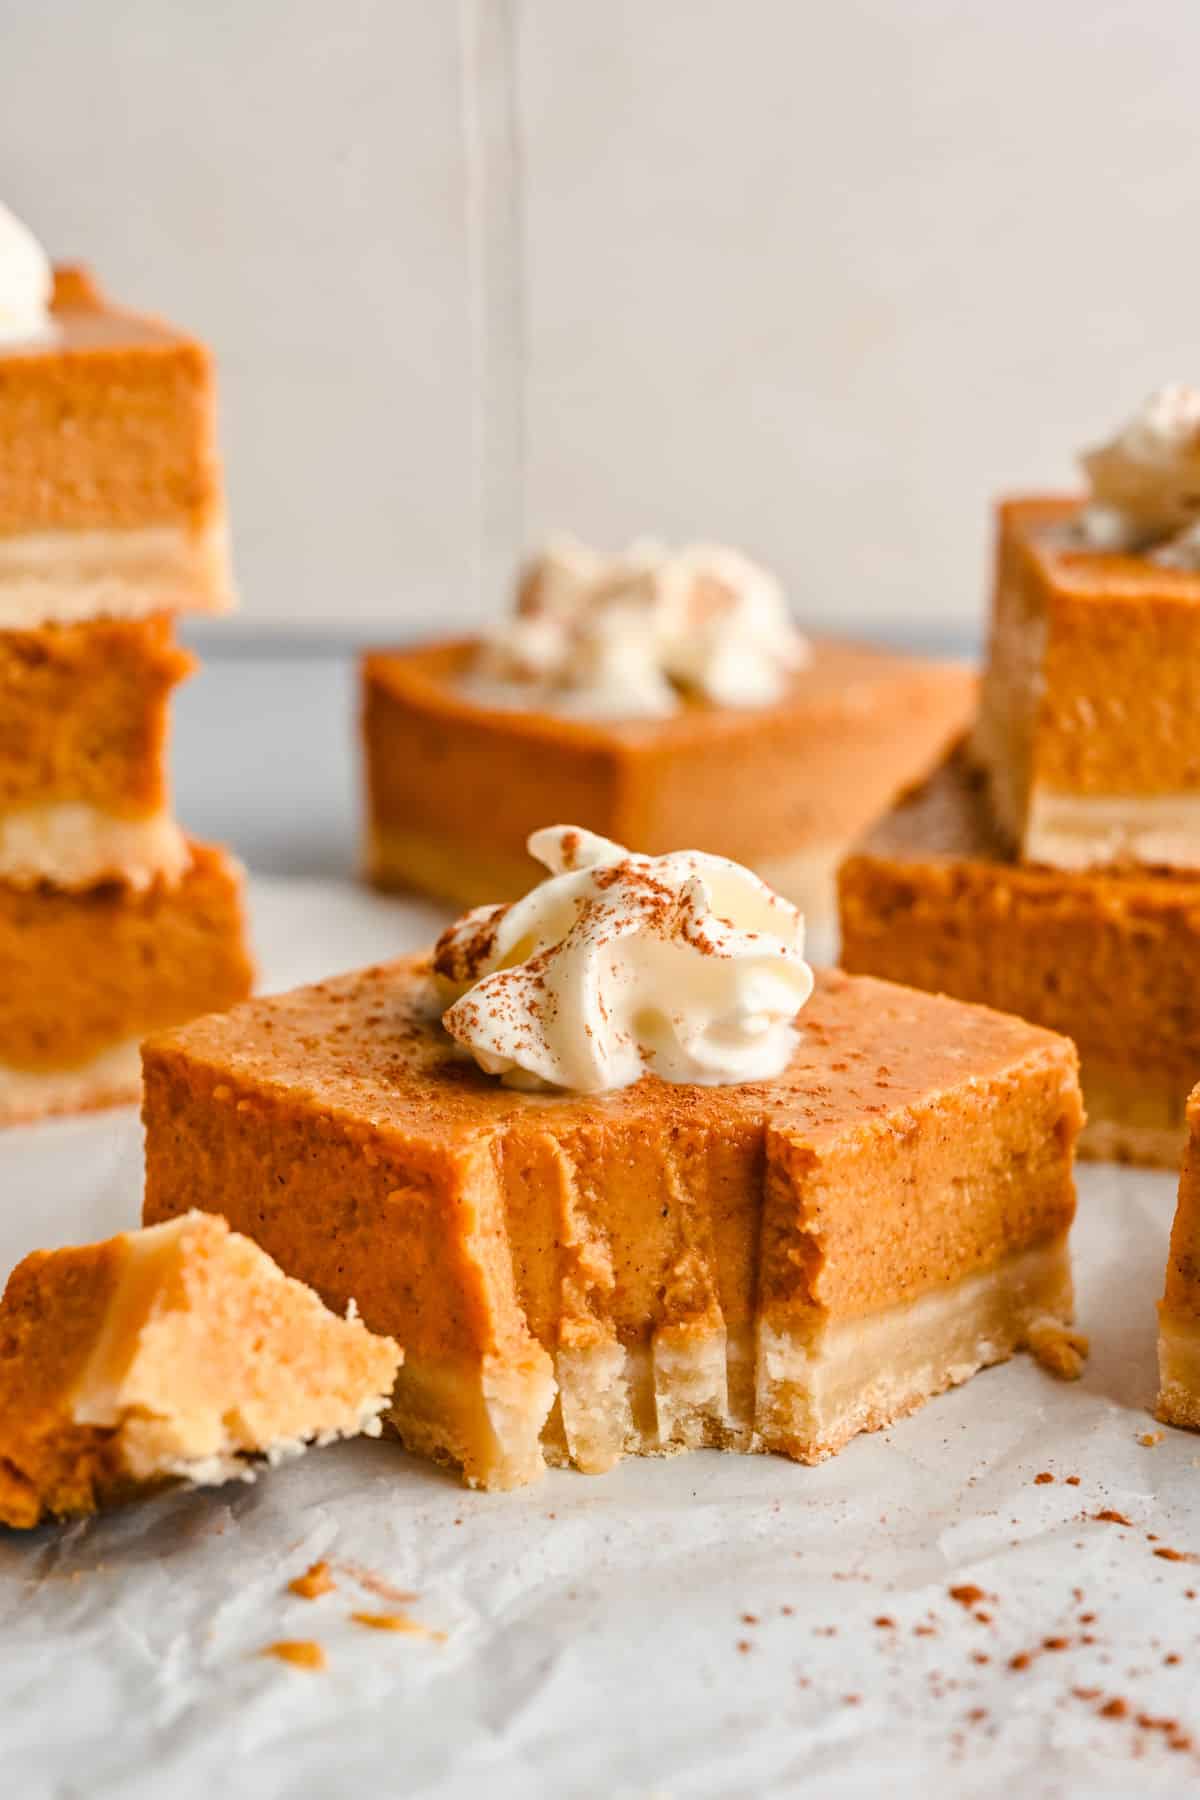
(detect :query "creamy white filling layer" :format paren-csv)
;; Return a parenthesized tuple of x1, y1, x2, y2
(1024, 788, 1200, 872)
(0, 1038, 141, 1126)
(0, 804, 187, 890)
(0, 517, 235, 625)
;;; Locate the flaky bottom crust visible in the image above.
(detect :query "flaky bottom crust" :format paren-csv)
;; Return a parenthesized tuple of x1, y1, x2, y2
(1157, 1311, 1200, 1430)
(367, 823, 850, 930)
(0, 518, 234, 627)
(0, 1039, 141, 1128)
(0, 805, 187, 892)
(1078, 1069, 1190, 1171)
(385, 1236, 1074, 1489)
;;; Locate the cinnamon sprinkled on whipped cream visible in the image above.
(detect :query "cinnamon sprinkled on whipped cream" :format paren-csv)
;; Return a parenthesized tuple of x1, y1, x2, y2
(434, 826, 813, 1093)
(467, 537, 810, 717)
(1078, 387, 1200, 567)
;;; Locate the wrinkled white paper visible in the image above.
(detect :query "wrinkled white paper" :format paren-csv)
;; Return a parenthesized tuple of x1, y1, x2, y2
(1, 881, 1198, 1799)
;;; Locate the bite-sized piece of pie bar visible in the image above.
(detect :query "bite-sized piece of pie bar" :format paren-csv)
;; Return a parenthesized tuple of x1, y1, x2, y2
(0, 266, 234, 626)
(1159, 1084, 1200, 1431)
(0, 841, 253, 1126)
(839, 749, 1200, 1168)
(972, 495, 1200, 871)
(0, 1211, 401, 1529)
(142, 958, 1082, 1491)
(0, 612, 193, 889)
(362, 637, 974, 925)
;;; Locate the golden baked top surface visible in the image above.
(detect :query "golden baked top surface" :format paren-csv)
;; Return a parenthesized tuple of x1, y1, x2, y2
(145, 957, 1075, 1153)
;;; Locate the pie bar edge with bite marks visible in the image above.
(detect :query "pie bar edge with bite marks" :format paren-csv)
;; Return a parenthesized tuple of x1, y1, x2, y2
(142, 830, 1083, 1491)
(838, 747, 1200, 1170)
(0, 264, 234, 626)
(0, 1211, 401, 1530)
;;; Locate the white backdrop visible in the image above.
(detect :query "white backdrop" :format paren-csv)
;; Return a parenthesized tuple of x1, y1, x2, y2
(2, 0, 1197, 637)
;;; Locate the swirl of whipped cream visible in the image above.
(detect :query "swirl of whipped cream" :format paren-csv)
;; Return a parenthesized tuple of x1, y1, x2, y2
(435, 826, 814, 1093)
(0, 202, 54, 345)
(468, 537, 809, 717)
(1079, 386, 1200, 567)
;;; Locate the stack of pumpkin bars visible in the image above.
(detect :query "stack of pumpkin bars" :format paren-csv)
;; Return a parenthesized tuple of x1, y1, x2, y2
(0, 226, 252, 1127)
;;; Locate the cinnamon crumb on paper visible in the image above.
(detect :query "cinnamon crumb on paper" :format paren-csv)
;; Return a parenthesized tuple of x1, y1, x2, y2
(288, 1560, 335, 1600)
(260, 1640, 326, 1672)
(1027, 1316, 1089, 1380)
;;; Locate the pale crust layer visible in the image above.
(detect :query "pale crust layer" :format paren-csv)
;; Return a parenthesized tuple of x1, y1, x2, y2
(0, 519, 234, 626)
(1157, 1313, 1200, 1431)
(383, 1237, 1072, 1485)
(1022, 790, 1200, 874)
(0, 805, 187, 892)
(0, 1038, 141, 1128)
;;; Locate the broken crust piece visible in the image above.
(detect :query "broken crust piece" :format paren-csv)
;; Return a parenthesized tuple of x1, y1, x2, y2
(1158, 1085, 1200, 1430)
(0, 1212, 401, 1529)
(142, 959, 1083, 1491)
(972, 496, 1200, 872)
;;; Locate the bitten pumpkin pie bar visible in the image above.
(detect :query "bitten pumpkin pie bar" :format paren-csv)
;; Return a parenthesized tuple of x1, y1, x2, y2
(839, 750, 1200, 1168)
(0, 841, 253, 1125)
(0, 612, 193, 889)
(0, 1211, 401, 1529)
(0, 265, 234, 626)
(142, 956, 1082, 1491)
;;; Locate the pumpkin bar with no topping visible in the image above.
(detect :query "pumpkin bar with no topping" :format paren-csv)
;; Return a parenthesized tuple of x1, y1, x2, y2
(142, 957, 1082, 1490)
(839, 748, 1200, 1168)
(972, 496, 1200, 872)
(0, 840, 253, 1126)
(0, 1211, 401, 1529)
(0, 266, 234, 627)
(361, 637, 974, 928)
(0, 612, 193, 890)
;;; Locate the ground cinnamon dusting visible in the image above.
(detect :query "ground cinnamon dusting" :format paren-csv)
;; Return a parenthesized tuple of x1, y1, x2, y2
(288, 1559, 335, 1600)
(1034, 1472, 1054, 1485)
(351, 1610, 446, 1640)
(261, 1639, 326, 1671)
(335, 1561, 417, 1604)
(1094, 1510, 1133, 1526)
(948, 1584, 988, 1608)
(1153, 1547, 1197, 1564)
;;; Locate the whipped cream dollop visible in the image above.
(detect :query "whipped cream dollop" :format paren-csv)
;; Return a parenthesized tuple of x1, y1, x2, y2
(435, 825, 814, 1093)
(0, 202, 54, 345)
(468, 537, 810, 717)
(1078, 386, 1200, 568)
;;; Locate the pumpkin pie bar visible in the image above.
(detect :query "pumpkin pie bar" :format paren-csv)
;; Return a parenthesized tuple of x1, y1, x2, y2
(142, 957, 1082, 1490)
(362, 636, 973, 926)
(839, 748, 1200, 1168)
(973, 396, 1200, 872)
(1158, 1084, 1200, 1431)
(0, 840, 253, 1126)
(0, 1211, 401, 1529)
(0, 612, 193, 889)
(0, 265, 234, 626)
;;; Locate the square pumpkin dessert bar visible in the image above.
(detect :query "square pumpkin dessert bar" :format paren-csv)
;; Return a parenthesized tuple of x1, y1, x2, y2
(0, 841, 253, 1125)
(0, 612, 193, 889)
(0, 249, 234, 625)
(0, 1211, 401, 1528)
(363, 540, 973, 926)
(973, 391, 1200, 871)
(144, 827, 1082, 1491)
(839, 749, 1200, 1168)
